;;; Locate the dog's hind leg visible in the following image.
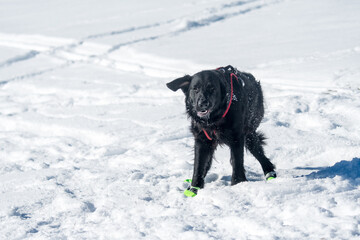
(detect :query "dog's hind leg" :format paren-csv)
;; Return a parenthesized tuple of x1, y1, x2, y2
(245, 132, 276, 178)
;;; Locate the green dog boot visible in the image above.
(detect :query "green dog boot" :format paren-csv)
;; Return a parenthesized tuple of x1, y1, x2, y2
(183, 179, 200, 197)
(265, 171, 277, 181)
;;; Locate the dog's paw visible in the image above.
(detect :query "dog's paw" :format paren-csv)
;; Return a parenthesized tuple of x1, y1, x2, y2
(183, 179, 200, 197)
(184, 187, 200, 197)
(265, 171, 277, 181)
(231, 177, 248, 186)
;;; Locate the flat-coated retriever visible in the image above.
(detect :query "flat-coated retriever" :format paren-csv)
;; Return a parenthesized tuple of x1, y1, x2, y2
(166, 65, 276, 197)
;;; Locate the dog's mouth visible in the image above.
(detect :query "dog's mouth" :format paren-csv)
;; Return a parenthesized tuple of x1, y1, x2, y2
(197, 110, 210, 118)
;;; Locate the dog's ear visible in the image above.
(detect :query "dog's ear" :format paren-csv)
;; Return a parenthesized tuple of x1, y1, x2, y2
(166, 75, 192, 93)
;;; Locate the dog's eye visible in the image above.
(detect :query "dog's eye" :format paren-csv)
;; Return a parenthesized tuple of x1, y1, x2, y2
(192, 87, 200, 93)
(208, 87, 215, 93)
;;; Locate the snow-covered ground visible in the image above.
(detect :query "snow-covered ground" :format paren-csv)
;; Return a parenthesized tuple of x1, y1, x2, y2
(0, 0, 359, 239)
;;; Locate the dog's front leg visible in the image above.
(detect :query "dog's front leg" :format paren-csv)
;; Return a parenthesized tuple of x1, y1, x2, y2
(191, 138, 216, 189)
(230, 134, 247, 185)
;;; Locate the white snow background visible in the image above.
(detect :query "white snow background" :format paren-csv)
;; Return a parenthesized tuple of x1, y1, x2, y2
(0, 0, 360, 239)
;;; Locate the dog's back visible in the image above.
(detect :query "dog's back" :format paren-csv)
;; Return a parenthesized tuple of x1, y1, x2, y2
(236, 71, 265, 134)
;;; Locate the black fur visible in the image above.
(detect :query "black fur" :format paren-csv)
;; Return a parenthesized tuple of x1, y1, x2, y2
(166, 66, 275, 189)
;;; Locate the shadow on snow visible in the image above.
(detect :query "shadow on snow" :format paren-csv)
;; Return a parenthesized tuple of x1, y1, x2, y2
(303, 157, 360, 184)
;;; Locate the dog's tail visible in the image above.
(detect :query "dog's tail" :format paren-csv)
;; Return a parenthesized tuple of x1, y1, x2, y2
(245, 131, 267, 150)
(256, 131, 267, 146)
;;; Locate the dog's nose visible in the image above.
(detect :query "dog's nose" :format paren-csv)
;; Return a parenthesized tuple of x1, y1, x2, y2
(197, 97, 209, 110)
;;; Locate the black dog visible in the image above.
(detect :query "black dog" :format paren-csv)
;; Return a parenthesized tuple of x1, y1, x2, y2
(166, 65, 276, 196)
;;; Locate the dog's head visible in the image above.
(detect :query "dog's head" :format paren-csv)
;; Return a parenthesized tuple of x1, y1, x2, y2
(166, 70, 226, 121)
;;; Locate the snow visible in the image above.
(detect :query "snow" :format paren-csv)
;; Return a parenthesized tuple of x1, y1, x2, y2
(0, 0, 359, 239)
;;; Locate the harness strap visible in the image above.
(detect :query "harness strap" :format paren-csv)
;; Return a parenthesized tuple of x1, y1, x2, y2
(202, 67, 240, 141)
(221, 73, 238, 118)
(203, 129, 217, 141)
(203, 129, 213, 141)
